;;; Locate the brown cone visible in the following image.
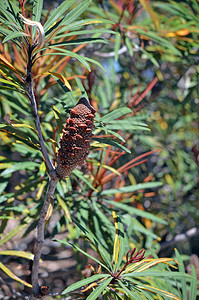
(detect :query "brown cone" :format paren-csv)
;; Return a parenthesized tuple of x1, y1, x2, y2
(56, 98, 96, 178)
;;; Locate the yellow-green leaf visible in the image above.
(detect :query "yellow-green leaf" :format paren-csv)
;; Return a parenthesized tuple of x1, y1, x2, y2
(139, 0, 160, 30)
(112, 211, 120, 270)
(0, 250, 34, 260)
(0, 262, 32, 287)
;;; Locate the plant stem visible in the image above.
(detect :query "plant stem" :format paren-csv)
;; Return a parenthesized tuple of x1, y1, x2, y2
(26, 44, 56, 178)
(26, 44, 59, 299)
(30, 177, 59, 298)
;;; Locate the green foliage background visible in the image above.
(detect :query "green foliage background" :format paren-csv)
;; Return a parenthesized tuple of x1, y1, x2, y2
(0, 0, 198, 299)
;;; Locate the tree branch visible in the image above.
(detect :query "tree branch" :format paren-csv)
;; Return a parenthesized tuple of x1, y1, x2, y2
(25, 44, 59, 299)
(30, 177, 59, 299)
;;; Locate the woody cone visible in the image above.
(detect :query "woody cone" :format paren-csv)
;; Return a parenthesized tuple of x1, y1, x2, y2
(56, 98, 96, 178)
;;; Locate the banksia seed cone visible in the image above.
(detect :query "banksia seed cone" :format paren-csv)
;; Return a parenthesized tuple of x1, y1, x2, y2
(56, 97, 96, 178)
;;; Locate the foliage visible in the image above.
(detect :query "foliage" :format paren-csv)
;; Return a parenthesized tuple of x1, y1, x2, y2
(0, 0, 198, 299)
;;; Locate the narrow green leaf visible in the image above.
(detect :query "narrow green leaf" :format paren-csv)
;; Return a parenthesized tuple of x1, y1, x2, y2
(104, 200, 167, 225)
(32, 0, 43, 22)
(190, 265, 197, 300)
(114, 33, 121, 62)
(84, 56, 106, 72)
(134, 28, 182, 56)
(93, 137, 131, 153)
(86, 276, 112, 300)
(55, 28, 116, 39)
(54, 79, 76, 106)
(100, 107, 132, 123)
(73, 220, 112, 270)
(54, 239, 110, 272)
(118, 280, 143, 299)
(1, 161, 40, 176)
(0, 125, 39, 149)
(62, 274, 109, 294)
(107, 118, 148, 127)
(75, 76, 87, 97)
(122, 271, 190, 278)
(3, 32, 28, 43)
(0, 182, 8, 195)
(174, 248, 187, 300)
(32, 0, 43, 38)
(131, 218, 159, 240)
(52, 105, 64, 132)
(0, 78, 23, 89)
(106, 123, 150, 131)
(134, 286, 155, 300)
(48, 38, 108, 48)
(38, 49, 91, 71)
(44, 0, 77, 31)
(125, 36, 134, 56)
(72, 169, 97, 191)
(137, 283, 181, 300)
(59, 0, 92, 27)
(101, 182, 162, 195)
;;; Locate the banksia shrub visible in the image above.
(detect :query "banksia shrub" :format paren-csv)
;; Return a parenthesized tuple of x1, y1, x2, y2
(56, 98, 96, 178)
